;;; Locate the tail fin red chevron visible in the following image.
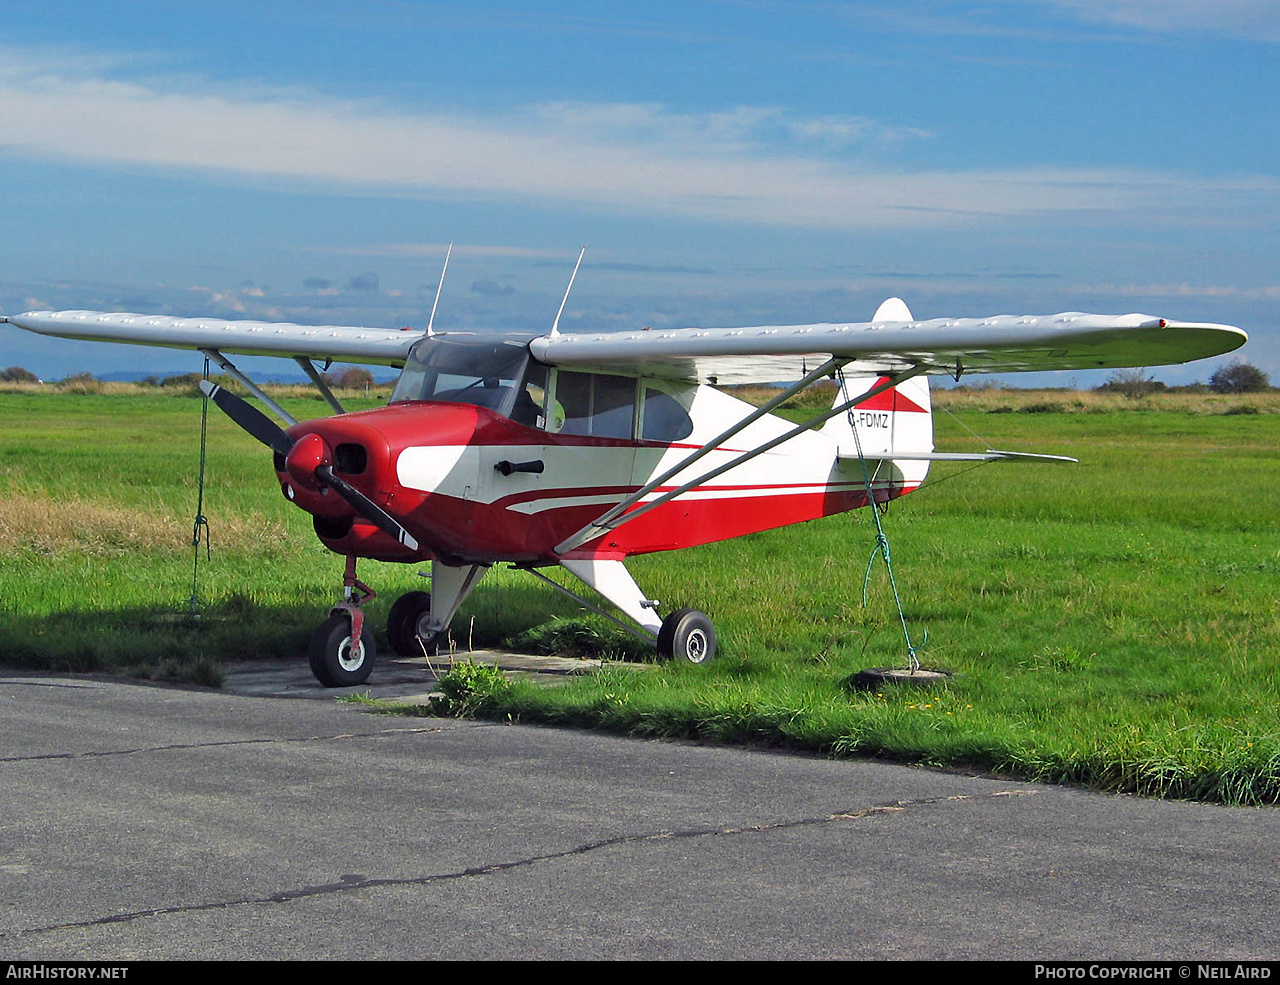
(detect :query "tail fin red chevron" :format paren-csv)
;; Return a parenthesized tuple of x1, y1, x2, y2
(820, 373, 934, 461)
(820, 299, 934, 462)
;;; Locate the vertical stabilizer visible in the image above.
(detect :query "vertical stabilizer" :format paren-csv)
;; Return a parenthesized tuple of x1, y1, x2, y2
(872, 297, 913, 323)
(819, 297, 933, 488)
(821, 373, 934, 460)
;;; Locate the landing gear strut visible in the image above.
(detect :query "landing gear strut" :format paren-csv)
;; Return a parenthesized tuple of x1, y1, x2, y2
(553, 559, 718, 665)
(384, 561, 490, 661)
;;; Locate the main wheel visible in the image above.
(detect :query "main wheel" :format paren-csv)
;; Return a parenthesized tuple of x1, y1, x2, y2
(657, 608, 717, 665)
(309, 611, 377, 687)
(387, 590, 434, 657)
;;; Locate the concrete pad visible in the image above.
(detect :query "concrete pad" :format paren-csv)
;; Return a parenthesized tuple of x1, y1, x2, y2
(221, 648, 602, 703)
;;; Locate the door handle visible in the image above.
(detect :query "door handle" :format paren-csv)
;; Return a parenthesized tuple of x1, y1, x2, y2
(494, 459, 545, 476)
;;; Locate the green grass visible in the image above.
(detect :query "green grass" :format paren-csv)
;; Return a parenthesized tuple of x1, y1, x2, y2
(2, 386, 1279, 803)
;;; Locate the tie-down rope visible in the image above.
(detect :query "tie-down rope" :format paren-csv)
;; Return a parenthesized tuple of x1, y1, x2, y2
(837, 369, 923, 671)
(189, 356, 212, 615)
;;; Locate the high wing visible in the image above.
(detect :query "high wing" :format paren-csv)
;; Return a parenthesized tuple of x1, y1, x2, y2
(530, 310, 1248, 384)
(4, 304, 1248, 385)
(2, 310, 420, 367)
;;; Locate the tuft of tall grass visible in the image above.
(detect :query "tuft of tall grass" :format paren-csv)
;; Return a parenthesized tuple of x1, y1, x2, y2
(0, 491, 293, 557)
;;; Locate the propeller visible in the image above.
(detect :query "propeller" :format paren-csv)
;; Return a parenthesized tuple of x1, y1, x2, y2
(198, 380, 419, 552)
(198, 381, 293, 456)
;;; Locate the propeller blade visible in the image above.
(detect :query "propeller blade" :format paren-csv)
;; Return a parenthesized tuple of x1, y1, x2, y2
(198, 380, 294, 456)
(315, 465, 420, 552)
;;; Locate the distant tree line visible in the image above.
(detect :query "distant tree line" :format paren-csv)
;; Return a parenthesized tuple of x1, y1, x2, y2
(1095, 368, 1166, 398)
(1097, 360, 1270, 398)
(0, 367, 380, 388)
(324, 367, 375, 389)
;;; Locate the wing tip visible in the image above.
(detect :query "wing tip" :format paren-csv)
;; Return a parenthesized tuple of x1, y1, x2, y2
(1162, 319, 1250, 357)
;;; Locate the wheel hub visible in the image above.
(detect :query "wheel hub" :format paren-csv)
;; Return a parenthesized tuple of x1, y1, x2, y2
(337, 636, 365, 672)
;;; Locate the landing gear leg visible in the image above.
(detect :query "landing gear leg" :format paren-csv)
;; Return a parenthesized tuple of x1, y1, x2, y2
(309, 555, 378, 687)
(557, 558, 717, 664)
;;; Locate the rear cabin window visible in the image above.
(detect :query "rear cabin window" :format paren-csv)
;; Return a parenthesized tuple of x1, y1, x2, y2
(556, 372, 637, 439)
(542, 372, 692, 442)
(641, 386, 694, 442)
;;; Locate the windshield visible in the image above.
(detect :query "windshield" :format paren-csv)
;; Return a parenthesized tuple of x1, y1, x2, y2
(391, 334, 540, 419)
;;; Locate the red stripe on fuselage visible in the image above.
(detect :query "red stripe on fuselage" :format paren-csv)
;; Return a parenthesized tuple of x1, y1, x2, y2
(398, 481, 921, 562)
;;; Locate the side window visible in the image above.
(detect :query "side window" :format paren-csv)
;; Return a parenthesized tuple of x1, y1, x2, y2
(591, 375, 637, 439)
(641, 386, 694, 442)
(512, 360, 549, 428)
(557, 371, 593, 436)
(555, 371, 636, 438)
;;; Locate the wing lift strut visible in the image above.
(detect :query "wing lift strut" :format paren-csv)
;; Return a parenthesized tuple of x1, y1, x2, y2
(200, 348, 298, 427)
(198, 348, 349, 423)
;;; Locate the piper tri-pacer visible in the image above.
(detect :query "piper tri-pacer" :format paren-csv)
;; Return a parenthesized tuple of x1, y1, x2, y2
(4, 264, 1246, 685)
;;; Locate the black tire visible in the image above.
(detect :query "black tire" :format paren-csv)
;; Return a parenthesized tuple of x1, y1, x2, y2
(309, 611, 376, 687)
(657, 608, 717, 665)
(387, 591, 433, 657)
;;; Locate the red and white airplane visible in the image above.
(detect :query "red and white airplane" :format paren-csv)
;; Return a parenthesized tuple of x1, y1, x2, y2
(3, 274, 1246, 686)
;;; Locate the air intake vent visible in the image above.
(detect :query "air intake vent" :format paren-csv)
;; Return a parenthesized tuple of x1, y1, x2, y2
(334, 443, 368, 475)
(313, 514, 354, 540)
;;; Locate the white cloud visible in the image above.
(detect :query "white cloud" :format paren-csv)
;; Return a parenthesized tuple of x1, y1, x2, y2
(1044, 0, 1280, 39)
(0, 49, 1274, 231)
(306, 243, 576, 260)
(1077, 281, 1280, 300)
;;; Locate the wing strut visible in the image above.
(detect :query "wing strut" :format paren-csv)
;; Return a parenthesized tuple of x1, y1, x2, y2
(293, 357, 346, 414)
(554, 364, 927, 556)
(199, 348, 297, 427)
(554, 356, 848, 555)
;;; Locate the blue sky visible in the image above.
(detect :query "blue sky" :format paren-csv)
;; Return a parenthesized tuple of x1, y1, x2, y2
(0, 0, 1276, 384)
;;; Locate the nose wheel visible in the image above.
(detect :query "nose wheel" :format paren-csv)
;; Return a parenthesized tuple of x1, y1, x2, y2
(309, 555, 378, 687)
(309, 610, 377, 686)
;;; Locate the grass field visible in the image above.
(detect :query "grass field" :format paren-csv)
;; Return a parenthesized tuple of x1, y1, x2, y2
(2, 382, 1278, 804)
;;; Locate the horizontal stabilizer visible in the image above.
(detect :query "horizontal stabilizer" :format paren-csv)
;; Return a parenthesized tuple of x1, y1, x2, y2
(843, 449, 1078, 464)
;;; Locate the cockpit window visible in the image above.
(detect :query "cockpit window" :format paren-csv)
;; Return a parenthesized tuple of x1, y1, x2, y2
(391, 335, 538, 418)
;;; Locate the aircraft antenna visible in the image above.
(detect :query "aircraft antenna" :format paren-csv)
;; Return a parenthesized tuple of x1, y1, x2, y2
(550, 246, 586, 337)
(426, 241, 453, 336)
